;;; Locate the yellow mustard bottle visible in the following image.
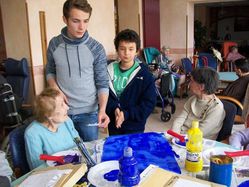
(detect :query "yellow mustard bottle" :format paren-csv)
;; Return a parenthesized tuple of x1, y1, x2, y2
(185, 120, 203, 172)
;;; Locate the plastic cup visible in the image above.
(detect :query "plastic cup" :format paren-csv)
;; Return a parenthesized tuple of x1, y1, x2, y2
(209, 155, 233, 186)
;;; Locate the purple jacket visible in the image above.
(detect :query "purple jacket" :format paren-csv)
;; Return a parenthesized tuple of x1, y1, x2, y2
(229, 128, 249, 150)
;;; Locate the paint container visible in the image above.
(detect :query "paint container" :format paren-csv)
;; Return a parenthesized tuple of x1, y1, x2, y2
(209, 155, 233, 187)
(118, 147, 140, 187)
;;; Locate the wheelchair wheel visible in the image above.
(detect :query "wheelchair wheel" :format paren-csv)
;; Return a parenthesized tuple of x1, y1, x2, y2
(161, 111, 171, 122)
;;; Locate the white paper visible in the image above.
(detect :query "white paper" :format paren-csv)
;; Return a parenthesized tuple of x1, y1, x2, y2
(19, 169, 72, 187)
(173, 178, 211, 187)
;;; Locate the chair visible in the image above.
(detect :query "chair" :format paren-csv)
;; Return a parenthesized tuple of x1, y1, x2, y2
(0, 83, 23, 142)
(179, 58, 193, 99)
(217, 95, 244, 125)
(216, 100, 237, 142)
(197, 54, 208, 67)
(198, 53, 217, 70)
(3, 58, 33, 123)
(3, 58, 30, 103)
(9, 117, 34, 178)
(242, 83, 249, 128)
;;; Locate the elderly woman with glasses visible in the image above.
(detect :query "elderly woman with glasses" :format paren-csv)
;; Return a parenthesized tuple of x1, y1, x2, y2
(171, 67, 225, 140)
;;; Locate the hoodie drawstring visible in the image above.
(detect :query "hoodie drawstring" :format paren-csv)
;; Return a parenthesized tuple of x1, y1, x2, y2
(77, 46, 82, 77)
(65, 44, 82, 78)
(65, 44, 71, 77)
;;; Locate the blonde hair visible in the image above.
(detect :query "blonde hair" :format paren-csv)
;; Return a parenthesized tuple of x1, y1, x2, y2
(34, 88, 61, 123)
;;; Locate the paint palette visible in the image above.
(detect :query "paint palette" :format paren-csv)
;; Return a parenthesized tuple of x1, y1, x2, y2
(87, 160, 119, 187)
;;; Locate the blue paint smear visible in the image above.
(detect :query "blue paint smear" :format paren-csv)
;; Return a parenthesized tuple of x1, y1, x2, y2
(101, 132, 181, 174)
(175, 138, 188, 147)
(104, 169, 119, 181)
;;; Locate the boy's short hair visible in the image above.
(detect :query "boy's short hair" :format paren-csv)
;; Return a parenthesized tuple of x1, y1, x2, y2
(235, 58, 249, 73)
(191, 67, 219, 94)
(63, 0, 92, 19)
(114, 29, 140, 51)
(34, 88, 61, 123)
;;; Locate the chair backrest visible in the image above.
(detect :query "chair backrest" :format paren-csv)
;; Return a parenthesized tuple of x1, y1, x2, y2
(181, 58, 193, 74)
(242, 83, 249, 127)
(143, 47, 160, 65)
(3, 58, 29, 103)
(9, 117, 34, 177)
(198, 53, 217, 70)
(216, 100, 237, 142)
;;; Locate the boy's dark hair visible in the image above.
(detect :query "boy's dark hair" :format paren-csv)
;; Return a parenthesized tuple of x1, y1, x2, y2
(114, 29, 140, 51)
(191, 67, 218, 94)
(235, 58, 249, 73)
(63, 0, 92, 19)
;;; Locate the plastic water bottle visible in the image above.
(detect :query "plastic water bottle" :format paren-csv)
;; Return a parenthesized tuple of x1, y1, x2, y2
(118, 147, 140, 187)
(185, 120, 203, 172)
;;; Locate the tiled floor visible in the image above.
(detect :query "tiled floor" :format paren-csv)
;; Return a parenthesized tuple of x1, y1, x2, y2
(145, 97, 187, 133)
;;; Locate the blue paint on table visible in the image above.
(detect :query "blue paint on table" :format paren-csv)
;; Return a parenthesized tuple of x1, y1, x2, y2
(101, 132, 181, 174)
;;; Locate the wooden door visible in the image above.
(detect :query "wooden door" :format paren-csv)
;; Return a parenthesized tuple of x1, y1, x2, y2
(142, 0, 160, 49)
(0, 5, 6, 63)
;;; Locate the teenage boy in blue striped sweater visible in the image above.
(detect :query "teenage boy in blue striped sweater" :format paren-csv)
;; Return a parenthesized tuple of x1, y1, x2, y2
(46, 0, 109, 141)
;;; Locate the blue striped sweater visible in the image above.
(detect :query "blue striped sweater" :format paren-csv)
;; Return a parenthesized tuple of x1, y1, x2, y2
(46, 27, 109, 115)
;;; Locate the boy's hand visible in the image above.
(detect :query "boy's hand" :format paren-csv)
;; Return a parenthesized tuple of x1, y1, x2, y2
(115, 108, 124, 128)
(98, 110, 110, 128)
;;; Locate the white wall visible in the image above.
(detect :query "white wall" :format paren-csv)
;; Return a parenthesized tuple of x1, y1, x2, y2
(116, 0, 143, 48)
(160, 0, 194, 63)
(118, 0, 139, 32)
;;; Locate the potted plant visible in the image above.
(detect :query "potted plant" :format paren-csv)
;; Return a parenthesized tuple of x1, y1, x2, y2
(194, 20, 208, 52)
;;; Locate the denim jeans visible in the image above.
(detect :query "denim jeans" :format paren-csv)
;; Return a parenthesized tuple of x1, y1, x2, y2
(69, 111, 98, 142)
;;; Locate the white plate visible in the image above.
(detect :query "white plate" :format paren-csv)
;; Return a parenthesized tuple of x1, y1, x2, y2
(87, 160, 119, 187)
(202, 147, 241, 166)
(46, 149, 81, 167)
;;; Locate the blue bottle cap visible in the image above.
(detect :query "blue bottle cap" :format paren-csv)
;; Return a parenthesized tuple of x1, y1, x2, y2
(124, 147, 133, 157)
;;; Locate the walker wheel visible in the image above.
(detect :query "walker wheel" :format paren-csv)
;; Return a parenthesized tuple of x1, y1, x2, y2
(161, 111, 171, 122)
